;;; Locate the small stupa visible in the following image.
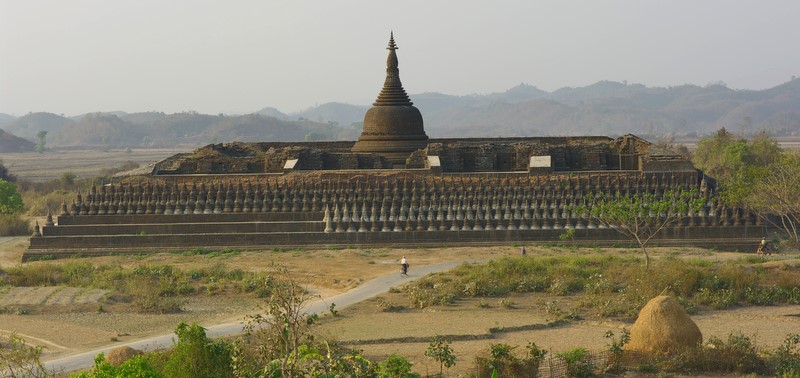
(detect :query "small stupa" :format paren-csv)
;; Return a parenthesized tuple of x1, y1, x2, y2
(351, 32, 429, 167)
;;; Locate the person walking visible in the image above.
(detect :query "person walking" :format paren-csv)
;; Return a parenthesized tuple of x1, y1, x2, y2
(400, 256, 409, 276)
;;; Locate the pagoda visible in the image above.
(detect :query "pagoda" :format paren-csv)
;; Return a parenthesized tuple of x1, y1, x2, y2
(351, 32, 429, 167)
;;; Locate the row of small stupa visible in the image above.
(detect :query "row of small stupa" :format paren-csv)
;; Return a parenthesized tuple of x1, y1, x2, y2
(61, 173, 705, 215)
(52, 174, 759, 229)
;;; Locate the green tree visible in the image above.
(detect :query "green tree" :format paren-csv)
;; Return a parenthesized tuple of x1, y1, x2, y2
(694, 130, 798, 249)
(35, 130, 47, 153)
(0, 179, 24, 214)
(424, 335, 456, 377)
(162, 322, 233, 378)
(580, 188, 705, 269)
(693, 129, 782, 204)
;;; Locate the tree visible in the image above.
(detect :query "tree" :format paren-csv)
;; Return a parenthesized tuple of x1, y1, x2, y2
(741, 151, 800, 250)
(694, 130, 798, 249)
(580, 188, 705, 269)
(424, 335, 456, 377)
(35, 130, 47, 153)
(693, 129, 781, 190)
(243, 265, 320, 378)
(0, 179, 24, 215)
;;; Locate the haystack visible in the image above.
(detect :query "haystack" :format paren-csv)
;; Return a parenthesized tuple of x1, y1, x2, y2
(626, 295, 702, 354)
(105, 345, 142, 366)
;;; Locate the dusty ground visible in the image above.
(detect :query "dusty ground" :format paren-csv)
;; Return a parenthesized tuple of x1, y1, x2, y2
(1, 237, 799, 376)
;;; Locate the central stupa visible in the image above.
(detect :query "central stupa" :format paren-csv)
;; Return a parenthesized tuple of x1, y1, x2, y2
(351, 32, 429, 167)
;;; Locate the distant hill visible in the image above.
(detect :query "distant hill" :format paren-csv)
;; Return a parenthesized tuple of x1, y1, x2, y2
(41, 111, 355, 147)
(6, 79, 799, 147)
(274, 81, 800, 138)
(2, 112, 74, 140)
(291, 102, 367, 127)
(0, 129, 35, 152)
(0, 113, 16, 128)
(256, 107, 289, 119)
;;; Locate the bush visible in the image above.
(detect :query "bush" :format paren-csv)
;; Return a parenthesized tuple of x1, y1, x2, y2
(126, 274, 184, 314)
(474, 342, 546, 377)
(0, 179, 24, 215)
(556, 348, 595, 378)
(773, 333, 800, 377)
(71, 353, 163, 378)
(0, 213, 29, 236)
(162, 323, 233, 378)
(378, 354, 419, 377)
(23, 189, 72, 216)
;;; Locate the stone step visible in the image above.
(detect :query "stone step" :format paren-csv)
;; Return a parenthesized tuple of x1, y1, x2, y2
(27, 225, 764, 259)
(42, 221, 323, 236)
(55, 212, 323, 225)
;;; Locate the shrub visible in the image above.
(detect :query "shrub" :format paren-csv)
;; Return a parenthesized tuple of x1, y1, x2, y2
(556, 348, 595, 378)
(71, 353, 163, 378)
(475, 342, 545, 377)
(126, 274, 184, 314)
(378, 354, 419, 377)
(773, 333, 800, 377)
(22, 189, 72, 216)
(0, 213, 29, 236)
(162, 323, 233, 378)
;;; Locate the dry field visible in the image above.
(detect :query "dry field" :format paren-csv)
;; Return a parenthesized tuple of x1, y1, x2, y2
(0, 237, 799, 376)
(0, 147, 191, 182)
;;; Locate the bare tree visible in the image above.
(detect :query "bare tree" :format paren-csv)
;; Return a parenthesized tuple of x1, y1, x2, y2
(243, 264, 319, 378)
(0, 333, 48, 378)
(745, 152, 800, 250)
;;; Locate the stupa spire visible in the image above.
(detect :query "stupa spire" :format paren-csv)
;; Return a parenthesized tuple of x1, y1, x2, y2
(351, 32, 428, 166)
(374, 32, 413, 106)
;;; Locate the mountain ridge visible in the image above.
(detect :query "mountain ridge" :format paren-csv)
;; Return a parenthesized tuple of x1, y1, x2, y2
(2, 79, 798, 147)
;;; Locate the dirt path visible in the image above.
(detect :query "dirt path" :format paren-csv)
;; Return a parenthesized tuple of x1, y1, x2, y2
(42, 259, 473, 375)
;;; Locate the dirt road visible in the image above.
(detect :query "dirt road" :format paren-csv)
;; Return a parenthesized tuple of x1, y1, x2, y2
(42, 259, 471, 374)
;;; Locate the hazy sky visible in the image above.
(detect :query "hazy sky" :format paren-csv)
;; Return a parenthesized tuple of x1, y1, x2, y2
(2, 0, 799, 117)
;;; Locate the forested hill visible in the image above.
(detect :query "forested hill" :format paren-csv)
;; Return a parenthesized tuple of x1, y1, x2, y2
(2, 79, 798, 148)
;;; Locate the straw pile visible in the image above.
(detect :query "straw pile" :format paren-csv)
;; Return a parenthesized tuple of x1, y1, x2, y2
(105, 345, 143, 366)
(626, 295, 702, 354)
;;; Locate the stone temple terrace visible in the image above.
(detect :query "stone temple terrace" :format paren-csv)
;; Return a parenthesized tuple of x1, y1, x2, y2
(26, 33, 764, 260)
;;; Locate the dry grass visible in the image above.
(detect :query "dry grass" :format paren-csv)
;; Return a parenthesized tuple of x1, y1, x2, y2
(627, 295, 703, 354)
